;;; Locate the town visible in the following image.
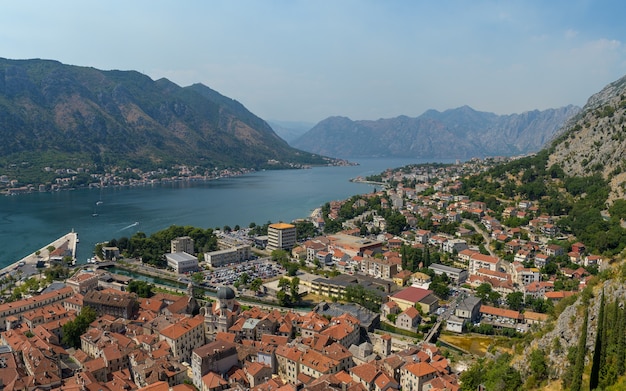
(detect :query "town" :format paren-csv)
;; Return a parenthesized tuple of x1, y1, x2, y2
(0, 157, 604, 390)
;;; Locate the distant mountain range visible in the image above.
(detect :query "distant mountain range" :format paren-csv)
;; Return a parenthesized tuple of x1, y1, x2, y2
(291, 105, 580, 159)
(0, 58, 333, 178)
(267, 120, 315, 144)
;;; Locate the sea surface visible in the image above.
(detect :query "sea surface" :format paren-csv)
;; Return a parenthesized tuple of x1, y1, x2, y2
(0, 157, 452, 267)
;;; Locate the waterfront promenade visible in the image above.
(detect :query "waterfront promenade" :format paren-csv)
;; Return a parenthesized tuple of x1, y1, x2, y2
(0, 231, 78, 277)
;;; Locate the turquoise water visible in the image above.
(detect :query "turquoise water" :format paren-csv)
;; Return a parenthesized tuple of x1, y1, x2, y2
(0, 157, 451, 267)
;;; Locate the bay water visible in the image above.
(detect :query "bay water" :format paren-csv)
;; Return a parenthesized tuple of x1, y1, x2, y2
(0, 157, 451, 267)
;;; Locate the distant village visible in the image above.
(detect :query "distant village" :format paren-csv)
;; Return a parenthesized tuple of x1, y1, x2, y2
(0, 157, 602, 390)
(0, 165, 256, 195)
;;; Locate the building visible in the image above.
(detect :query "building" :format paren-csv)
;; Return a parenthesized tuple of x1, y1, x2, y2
(396, 306, 421, 332)
(388, 286, 439, 314)
(192, 340, 238, 389)
(327, 233, 384, 258)
(204, 245, 251, 268)
(83, 289, 137, 319)
(171, 236, 195, 254)
(267, 223, 297, 251)
(0, 286, 74, 331)
(159, 315, 205, 364)
(400, 362, 438, 391)
(428, 263, 468, 284)
(165, 252, 198, 274)
(468, 253, 501, 275)
(66, 271, 99, 294)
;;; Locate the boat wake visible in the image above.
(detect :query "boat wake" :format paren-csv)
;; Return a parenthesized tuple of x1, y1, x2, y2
(119, 222, 139, 231)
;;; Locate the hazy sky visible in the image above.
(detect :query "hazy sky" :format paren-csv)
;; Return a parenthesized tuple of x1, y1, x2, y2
(1, 1, 625, 123)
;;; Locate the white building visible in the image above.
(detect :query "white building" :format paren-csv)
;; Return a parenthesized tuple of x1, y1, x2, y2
(267, 223, 297, 251)
(204, 245, 251, 268)
(171, 236, 195, 254)
(166, 252, 198, 274)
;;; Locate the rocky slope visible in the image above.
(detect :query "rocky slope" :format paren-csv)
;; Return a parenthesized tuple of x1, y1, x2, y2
(292, 105, 580, 159)
(547, 74, 626, 201)
(514, 275, 626, 386)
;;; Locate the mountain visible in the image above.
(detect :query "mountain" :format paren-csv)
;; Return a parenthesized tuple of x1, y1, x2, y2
(267, 120, 315, 143)
(547, 74, 626, 200)
(0, 58, 333, 177)
(291, 105, 580, 159)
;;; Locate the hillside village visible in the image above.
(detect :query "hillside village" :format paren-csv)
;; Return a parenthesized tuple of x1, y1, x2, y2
(0, 156, 608, 390)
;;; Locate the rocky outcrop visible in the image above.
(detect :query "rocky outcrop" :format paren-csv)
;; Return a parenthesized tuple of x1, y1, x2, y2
(547, 74, 626, 201)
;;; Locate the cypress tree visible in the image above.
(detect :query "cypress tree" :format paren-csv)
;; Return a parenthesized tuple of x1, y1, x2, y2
(401, 246, 408, 270)
(617, 301, 626, 376)
(571, 307, 589, 391)
(590, 291, 605, 390)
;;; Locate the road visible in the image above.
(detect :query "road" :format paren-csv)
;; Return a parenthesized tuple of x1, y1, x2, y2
(462, 219, 495, 257)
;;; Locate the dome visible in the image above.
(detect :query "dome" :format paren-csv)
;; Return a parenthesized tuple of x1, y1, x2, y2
(216, 286, 236, 300)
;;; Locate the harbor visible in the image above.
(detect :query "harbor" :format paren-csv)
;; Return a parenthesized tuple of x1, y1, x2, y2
(0, 231, 78, 279)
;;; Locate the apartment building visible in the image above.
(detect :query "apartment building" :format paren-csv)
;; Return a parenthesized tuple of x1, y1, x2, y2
(267, 223, 297, 251)
(171, 236, 195, 254)
(159, 315, 205, 364)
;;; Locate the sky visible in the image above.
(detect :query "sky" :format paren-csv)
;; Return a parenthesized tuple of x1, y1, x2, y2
(1, 1, 626, 123)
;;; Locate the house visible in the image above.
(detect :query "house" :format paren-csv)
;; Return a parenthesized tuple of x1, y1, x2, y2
(468, 253, 501, 275)
(395, 307, 421, 332)
(392, 270, 413, 287)
(400, 362, 438, 391)
(545, 244, 564, 257)
(388, 287, 439, 314)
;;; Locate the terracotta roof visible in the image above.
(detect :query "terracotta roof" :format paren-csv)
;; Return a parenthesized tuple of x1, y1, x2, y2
(350, 363, 379, 383)
(159, 315, 203, 340)
(202, 371, 228, 389)
(404, 362, 438, 378)
(276, 345, 303, 363)
(479, 305, 521, 320)
(544, 291, 576, 300)
(391, 287, 434, 303)
(401, 306, 420, 319)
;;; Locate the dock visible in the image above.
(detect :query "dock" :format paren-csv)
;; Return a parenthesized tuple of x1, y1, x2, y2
(0, 231, 78, 277)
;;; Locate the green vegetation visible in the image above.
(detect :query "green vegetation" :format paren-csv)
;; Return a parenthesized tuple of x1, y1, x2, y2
(128, 280, 155, 298)
(588, 292, 626, 390)
(62, 306, 98, 348)
(0, 58, 334, 186)
(461, 150, 626, 256)
(99, 225, 218, 267)
(342, 284, 384, 313)
(459, 353, 522, 391)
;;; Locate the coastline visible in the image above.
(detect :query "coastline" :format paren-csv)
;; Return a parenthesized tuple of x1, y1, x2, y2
(0, 231, 78, 277)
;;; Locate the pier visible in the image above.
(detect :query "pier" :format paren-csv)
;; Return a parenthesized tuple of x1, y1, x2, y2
(0, 231, 78, 278)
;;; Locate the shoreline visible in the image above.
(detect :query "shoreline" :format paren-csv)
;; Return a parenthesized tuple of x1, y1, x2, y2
(0, 231, 78, 277)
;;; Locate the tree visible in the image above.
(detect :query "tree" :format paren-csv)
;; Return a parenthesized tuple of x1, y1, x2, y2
(290, 277, 300, 304)
(570, 307, 589, 391)
(430, 281, 450, 299)
(128, 280, 155, 298)
(62, 306, 98, 348)
(506, 292, 524, 311)
(529, 349, 549, 384)
(590, 291, 605, 390)
(277, 277, 291, 306)
(192, 272, 204, 284)
(249, 278, 263, 293)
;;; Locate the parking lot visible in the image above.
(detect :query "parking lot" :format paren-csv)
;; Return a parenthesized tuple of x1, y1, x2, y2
(200, 258, 286, 289)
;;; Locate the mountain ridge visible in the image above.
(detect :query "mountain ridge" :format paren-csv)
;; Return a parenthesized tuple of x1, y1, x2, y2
(0, 58, 332, 183)
(292, 105, 580, 159)
(547, 73, 626, 201)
